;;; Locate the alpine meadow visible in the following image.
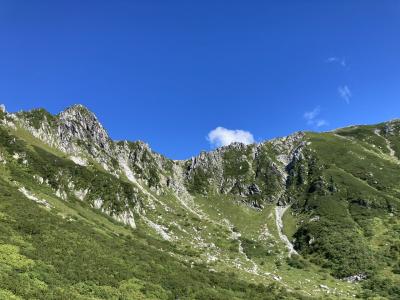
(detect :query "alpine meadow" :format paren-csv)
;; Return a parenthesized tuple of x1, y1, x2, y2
(0, 104, 399, 299)
(2, 2, 400, 299)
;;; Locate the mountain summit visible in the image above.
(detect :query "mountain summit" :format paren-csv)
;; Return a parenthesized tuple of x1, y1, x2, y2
(0, 105, 399, 299)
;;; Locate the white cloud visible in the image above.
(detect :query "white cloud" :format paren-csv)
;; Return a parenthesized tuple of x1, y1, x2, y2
(326, 57, 337, 63)
(303, 106, 328, 128)
(207, 127, 255, 147)
(303, 107, 321, 124)
(338, 85, 352, 104)
(326, 56, 346, 67)
(316, 119, 328, 127)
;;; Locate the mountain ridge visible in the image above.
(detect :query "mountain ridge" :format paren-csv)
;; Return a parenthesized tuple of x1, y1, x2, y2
(6, 103, 400, 160)
(0, 103, 399, 299)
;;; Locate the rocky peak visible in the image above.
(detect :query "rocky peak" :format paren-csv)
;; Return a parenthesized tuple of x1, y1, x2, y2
(383, 119, 400, 136)
(6, 104, 310, 205)
(57, 104, 111, 152)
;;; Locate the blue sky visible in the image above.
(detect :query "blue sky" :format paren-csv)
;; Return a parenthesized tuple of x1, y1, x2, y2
(1, 1, 400, 159)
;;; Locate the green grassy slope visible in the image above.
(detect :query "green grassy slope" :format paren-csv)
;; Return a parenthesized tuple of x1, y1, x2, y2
(1, 109, 400, 299)
(0, 124, 310, 299)
(289, 131, 400, 298)
(0, 179, 304, 299)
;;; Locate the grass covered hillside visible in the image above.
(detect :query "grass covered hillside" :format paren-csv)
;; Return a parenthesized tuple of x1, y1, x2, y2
(0, 105, 399, 299)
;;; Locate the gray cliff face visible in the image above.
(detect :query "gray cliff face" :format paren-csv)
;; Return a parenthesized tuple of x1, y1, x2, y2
(5, 104, 309, 208)
(181, 133, 308, 206)
(383, 119, 400, 136)
(2, 103, 398, 297)
(57, 104, 112, 154)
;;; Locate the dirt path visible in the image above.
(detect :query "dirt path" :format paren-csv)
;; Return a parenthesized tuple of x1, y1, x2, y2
(374, 129, 398, 159)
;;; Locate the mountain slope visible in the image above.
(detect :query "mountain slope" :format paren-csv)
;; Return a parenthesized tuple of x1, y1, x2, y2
(0, 104, 399, 299)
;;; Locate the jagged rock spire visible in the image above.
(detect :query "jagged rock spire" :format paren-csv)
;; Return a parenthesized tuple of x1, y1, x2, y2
(58, 104, 111, 150)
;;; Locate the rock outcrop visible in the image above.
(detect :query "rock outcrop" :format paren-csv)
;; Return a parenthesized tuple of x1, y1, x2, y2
(4, 104, 311, 209)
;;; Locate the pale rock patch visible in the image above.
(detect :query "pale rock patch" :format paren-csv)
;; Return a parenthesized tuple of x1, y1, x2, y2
(113, 210, 136, 229)
(343, 273, 367, 283)
(275, 205, 298, 256)
(55, 189, 67, 200)
(0, 152, 6, 164)
(69, 155, 87, 166)
(93, 198, 103, 209)
(142, 216, 172, 241)
(74, 188, 88, 201)
(33, 175, 44, 184)
(18, 187, 52, 209)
